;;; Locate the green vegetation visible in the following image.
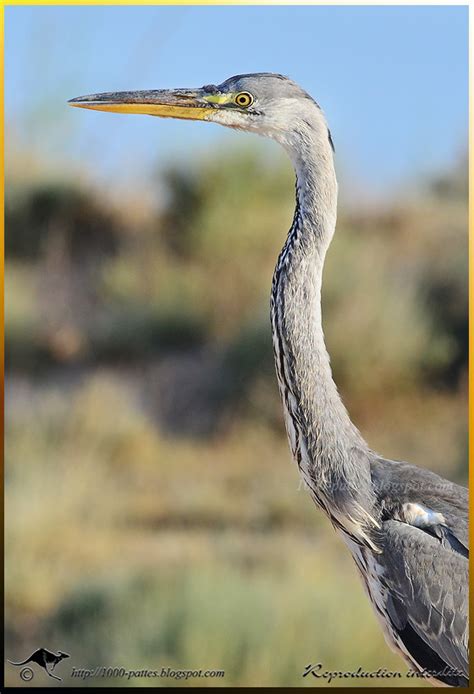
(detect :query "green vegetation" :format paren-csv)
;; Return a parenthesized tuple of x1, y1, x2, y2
(5, 144, 467, 686)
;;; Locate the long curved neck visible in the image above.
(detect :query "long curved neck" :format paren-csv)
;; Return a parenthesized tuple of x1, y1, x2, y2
(271, 123, 376, 536)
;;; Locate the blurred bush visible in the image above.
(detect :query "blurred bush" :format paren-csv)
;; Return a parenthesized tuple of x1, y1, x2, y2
(5, 146, 467, 429)
(6, 184, 122, 260)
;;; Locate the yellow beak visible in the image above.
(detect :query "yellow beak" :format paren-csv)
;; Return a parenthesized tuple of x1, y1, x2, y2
(68, 88, 216, 121)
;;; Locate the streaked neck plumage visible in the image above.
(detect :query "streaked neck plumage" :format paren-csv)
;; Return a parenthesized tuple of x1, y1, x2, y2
(270, 111, 377, 543)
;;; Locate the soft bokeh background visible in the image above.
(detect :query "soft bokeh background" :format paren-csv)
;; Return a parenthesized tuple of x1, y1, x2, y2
(5, 5, 468, 688)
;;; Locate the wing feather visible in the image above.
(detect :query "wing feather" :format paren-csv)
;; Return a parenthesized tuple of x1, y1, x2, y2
(381, 519, 468, 686)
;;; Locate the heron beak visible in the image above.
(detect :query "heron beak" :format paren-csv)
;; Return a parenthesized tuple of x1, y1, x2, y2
(68, 88, 217, 121)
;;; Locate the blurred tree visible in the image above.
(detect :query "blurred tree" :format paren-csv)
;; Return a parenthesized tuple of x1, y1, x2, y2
(6, 184, 122, 260)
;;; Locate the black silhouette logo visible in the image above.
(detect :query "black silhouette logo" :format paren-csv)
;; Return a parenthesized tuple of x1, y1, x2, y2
(8, 648, 70, 681)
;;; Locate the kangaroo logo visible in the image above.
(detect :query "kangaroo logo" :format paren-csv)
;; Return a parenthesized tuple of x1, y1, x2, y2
(8, 648, 70, 681)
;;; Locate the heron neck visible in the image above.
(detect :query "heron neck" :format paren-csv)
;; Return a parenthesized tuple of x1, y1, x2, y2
(272, 132, 370, 493)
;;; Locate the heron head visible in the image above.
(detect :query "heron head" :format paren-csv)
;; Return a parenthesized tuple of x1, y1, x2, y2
(69, 73, 332, 152)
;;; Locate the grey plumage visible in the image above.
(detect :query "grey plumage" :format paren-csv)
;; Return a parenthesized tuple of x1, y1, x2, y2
(70, 72, 469, 687)
(370, 457, 468, 685)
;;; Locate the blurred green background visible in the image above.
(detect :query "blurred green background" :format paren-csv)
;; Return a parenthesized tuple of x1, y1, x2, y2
(5, 6, 468, 689)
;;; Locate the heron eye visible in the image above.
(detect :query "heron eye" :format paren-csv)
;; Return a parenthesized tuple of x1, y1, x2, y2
(234, 92, 253, 108)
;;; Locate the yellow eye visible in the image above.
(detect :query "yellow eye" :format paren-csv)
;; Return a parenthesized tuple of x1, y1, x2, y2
(234, 92, 253, 108)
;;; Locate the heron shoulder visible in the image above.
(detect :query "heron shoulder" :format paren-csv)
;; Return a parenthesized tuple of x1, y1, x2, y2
(370, 456, 468, 516)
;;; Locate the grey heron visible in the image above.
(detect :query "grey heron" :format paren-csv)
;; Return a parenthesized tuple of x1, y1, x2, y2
(69, 73, 469, 687)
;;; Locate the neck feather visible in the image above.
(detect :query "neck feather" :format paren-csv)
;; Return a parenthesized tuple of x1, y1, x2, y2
(271, 123, 376, 538)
